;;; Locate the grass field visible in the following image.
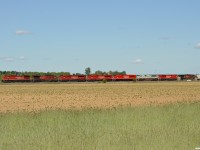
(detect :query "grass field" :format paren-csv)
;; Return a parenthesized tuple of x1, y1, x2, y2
(0, 82, 200, 149)
(0, 103, 200, 150)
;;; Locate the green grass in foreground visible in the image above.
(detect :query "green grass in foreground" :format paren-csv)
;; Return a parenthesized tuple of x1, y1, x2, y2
(0, 103, 200, 150)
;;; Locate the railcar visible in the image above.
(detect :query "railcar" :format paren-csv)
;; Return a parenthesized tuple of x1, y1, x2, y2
(100, 75, 113, 81)
(59, 75, 71, 82)
(70, 75, 86, 82)
(137, 75, 159, 81)
(32, 75, 41, 82)
(87, 75, 112, 81)
(2, 75, 31, 82)
(196, 75, 200, 80)
(59, 75, 86, 82)
(39, 75, 58, 82)
(113, 74, 136, 81)
(178, 74, 196, 80)
(87, 75, 99, 81)
(158, 74, 178, 81)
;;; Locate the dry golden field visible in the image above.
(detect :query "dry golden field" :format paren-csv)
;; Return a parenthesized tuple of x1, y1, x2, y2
(0, 82, 200, 112)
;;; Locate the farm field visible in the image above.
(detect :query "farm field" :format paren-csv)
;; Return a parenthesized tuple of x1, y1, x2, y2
(1, 103, 200, 149)
(1, 82, 200, 149)
(0, 82, 200, 112)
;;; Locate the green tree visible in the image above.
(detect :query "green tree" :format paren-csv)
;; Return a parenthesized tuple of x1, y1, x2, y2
(108, 70, 126, 75)
(95, 70, 103, 75)
(85, 67, 91, 75)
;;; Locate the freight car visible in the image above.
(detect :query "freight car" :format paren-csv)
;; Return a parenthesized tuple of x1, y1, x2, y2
(197, 75, 200, 80)
(178, 74, 196, 81)
(32, 75, 41, 82)
(137, 75, 159, 81)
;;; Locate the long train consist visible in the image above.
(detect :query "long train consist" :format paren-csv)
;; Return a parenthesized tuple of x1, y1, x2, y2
(1, 74, 200, 82)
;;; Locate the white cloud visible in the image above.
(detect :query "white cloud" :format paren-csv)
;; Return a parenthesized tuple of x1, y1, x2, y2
(196, 42, 200, 49)
(18, 56, 26, 60)
(0, 56, 27, 62)
(132, 58, 143, 64)
(15, 30, 32, 35)
(3, 57, 15, 62)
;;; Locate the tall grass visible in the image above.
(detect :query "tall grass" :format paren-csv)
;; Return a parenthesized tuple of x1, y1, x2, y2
(0, 103, 200, 150)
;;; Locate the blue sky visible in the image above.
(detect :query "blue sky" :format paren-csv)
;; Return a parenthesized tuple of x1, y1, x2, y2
(0, 0, 200, 74)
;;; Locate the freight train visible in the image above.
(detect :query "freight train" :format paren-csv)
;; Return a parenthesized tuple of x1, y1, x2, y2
(1, 74, 200, 83)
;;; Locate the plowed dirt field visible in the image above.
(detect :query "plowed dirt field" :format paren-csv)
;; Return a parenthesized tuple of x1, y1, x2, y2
(0, 82, 200, 112)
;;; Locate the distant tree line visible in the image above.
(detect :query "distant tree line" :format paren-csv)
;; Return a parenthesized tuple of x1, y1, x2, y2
(85, 67, 126, 75)
(94, 70, 126, 75)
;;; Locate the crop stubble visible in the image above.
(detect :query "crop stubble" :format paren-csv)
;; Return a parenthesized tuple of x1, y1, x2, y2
(0, 82, 200, 112)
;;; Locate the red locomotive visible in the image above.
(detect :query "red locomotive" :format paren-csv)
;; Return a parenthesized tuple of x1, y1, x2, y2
(59, 75, 86, 82)
(158, 74, 178, 81)
(2, 75, 31, 82)
(87, 75, 112, 81)
(39, 75, 58, 82)
(113, 74, 137, 81)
